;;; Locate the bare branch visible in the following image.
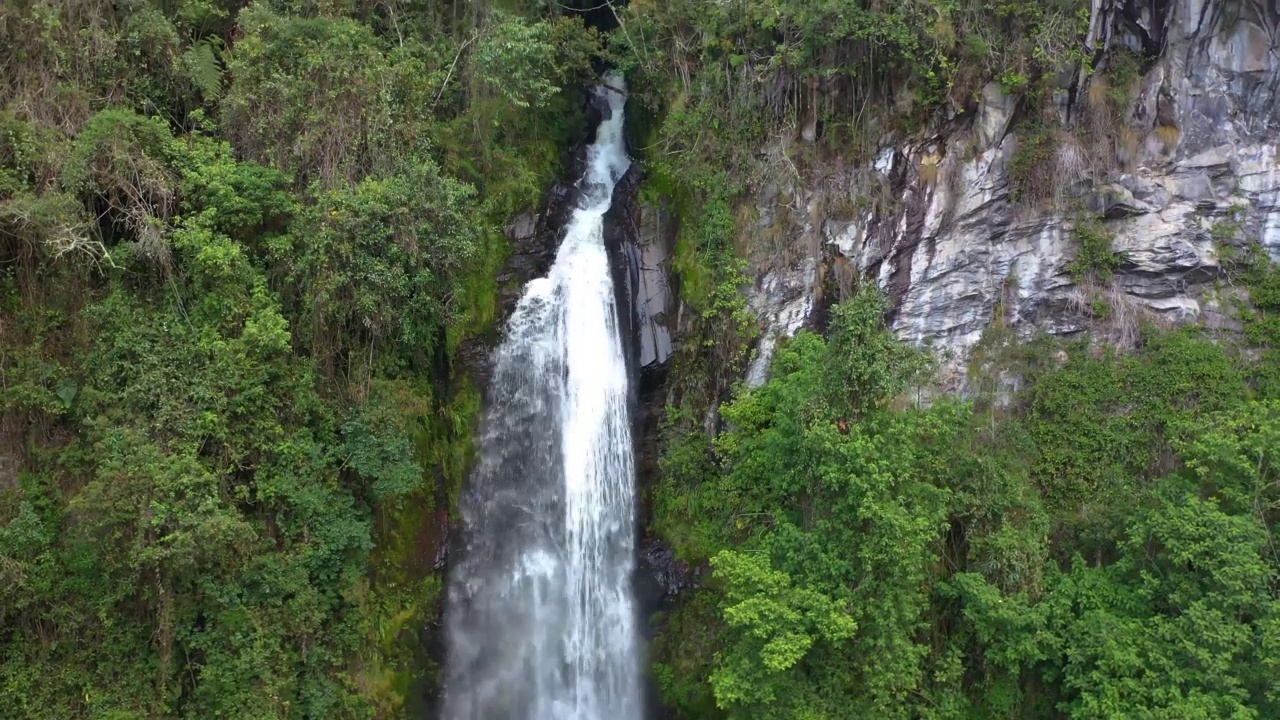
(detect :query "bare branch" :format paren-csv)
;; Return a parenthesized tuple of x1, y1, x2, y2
(431, 32, 479, 113)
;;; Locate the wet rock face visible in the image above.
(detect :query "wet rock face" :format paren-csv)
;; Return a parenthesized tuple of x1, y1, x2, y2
(499, 212, 553, 306)
(740, 0, 1280, 389)
(636, 537, 699, 604)
(634, 203, 676, 371)
(605, 164, 677, 376)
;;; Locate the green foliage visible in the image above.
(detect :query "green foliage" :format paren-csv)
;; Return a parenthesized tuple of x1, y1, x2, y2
(1, 274, 381, 717)
(1021, 328, 1245, 514)
(1009, 114, 1059, 206)
(654, 288, 960, 717)
(182, 37, 226, 103)
(709, 551, 857, 716)
(1, 0, 598, 716)
(651, 281, 1280, 718)
(222, 6, 399, 183)
(652, 591, 726, 719)
(1067, 215, 1124, 282)
(1093, 48, 1145, 124)
(657, 171, 758, 429)
(821, 287, 933, 417)
(474, 12, 570, 109)
(291, 160, 481, 370)
(66, 109, 181, 249)
(1233, 244, 1280, 396)
(1003, 451, 1280, 720)
(617, 0, 1089, 191)
(342, 381, 430, 501)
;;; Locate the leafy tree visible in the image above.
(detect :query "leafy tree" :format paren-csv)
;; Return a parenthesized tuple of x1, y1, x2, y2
(709, 551, 857, 718)
(290, 159, 481, 372)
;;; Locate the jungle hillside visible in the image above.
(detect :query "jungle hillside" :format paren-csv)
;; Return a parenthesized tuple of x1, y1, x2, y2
(4, 1, 1280, 719)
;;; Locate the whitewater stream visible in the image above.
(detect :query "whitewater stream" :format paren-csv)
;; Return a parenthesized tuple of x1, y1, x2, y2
(441, 74, 641, 720)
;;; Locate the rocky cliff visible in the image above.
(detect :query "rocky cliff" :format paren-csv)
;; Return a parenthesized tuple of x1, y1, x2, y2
(672, 0, 1280, 391)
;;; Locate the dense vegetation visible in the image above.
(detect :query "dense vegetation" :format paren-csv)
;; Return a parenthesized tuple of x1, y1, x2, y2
(651, 269, 1280, 719)
(5, 0, 1280, 719)
(1, 1, 605, 716)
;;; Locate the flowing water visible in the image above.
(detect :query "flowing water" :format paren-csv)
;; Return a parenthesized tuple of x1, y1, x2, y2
(441, 74, 640, 720)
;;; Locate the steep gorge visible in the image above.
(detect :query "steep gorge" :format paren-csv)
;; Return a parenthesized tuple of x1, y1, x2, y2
(2, 0, 1279, 717)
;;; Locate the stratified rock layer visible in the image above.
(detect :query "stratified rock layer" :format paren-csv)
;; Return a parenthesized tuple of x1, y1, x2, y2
(740, 0, 1279, 388)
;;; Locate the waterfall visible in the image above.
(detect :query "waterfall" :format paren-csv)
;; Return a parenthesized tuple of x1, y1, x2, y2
(442, 74, 640, 720)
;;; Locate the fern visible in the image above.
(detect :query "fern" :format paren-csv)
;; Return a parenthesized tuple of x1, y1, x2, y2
(182, 39, 223, 102)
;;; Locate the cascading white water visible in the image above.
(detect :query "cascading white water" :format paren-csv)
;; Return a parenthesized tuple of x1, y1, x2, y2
(442, 74, 640, 720)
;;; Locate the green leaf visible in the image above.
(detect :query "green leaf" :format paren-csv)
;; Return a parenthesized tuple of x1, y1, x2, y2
(55, 379, 77, 408)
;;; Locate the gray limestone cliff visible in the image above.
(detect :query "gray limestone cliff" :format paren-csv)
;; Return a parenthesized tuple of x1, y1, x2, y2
(734, 0, 1280, 389)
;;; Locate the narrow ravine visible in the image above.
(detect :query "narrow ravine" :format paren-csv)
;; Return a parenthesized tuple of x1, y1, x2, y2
(441, 74, 641, 720)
